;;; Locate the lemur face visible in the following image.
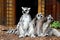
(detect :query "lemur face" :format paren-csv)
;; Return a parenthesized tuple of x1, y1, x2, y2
(47, 15, 53, 22)
(36, 13, 44, 20)
(21, 7, 31, 14)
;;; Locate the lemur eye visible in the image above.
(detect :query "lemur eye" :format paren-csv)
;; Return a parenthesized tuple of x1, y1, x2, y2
(49, 18, 51, 20)
(38, 15, 39, 17)
(51, 19, 53, 20)
(49, 18, 52, 20)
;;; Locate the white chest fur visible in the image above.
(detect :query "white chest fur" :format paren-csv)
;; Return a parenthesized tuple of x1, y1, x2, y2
(22, 14, 31, 29)
(43, 23, 48, 32)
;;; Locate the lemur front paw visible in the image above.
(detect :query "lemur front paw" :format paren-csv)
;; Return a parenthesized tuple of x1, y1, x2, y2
(31, 34, 36, 38)
(25, 32, 30, 37)
(19, 35, 25, 38)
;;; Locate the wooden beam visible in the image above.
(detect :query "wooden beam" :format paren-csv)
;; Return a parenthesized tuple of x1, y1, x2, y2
(0, 0, 5, 25)
(41, 0, 45, 15)
(6, 0, 16, 27)
(38, 0, 45, 15)
(38, 0, 42, 13)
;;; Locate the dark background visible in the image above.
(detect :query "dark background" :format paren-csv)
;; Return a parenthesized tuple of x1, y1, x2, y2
(57, 0, 60, 2)
(16, 0, 38, 24)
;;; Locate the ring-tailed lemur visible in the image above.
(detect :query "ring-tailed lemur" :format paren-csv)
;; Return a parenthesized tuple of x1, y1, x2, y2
(28, 13, 44, 37)
(41, 15, 53, 37)
(36, 13, 46, 37)
(42, 15, 60, 37)
(7, 7, 31, 38)
(16, 7, 32, 38)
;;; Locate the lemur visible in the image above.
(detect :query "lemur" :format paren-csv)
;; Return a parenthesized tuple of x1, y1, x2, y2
(28, 13, 45, 37)
(7, 7, 31, 38)
(42, 15, 60, 37)
(41, 15, 53, 37)
(17, 7, 31, 38)
(36, 13, 46, 37)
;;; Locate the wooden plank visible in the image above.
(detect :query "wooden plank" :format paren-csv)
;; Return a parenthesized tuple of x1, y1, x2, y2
(38, 0, 45, 15)
(6, 0, 16, 27)
(38, 0, 42, 13)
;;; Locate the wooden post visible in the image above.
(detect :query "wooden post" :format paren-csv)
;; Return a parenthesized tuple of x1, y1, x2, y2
(38, 0, 42, 13)
(0, 0, 3, 25)
(6, 0, 16, 27)
(0, 0, 5, 25)
(38, 0, 45, 15)
(41, 0, 45, 15)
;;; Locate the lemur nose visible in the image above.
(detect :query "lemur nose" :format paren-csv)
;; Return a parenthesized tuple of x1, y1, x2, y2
(23, 11, 26, 13)
(38, 15, 39, 17)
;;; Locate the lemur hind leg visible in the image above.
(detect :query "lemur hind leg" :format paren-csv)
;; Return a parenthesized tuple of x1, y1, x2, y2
(28, 23, 36, 38)
(19, 26, 25, 38)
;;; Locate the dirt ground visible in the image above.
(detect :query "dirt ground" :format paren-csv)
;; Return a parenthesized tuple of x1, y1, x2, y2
(0, 31, 60, 40)
(0, 25, 60, 40)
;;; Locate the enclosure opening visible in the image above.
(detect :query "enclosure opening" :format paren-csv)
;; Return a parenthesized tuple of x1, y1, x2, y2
(16, 0, 38, 24)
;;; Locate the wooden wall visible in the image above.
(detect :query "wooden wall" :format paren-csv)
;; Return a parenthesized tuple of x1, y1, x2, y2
(6, 0, 16, 27)
(56, 0, 60, 21)
(45, 0, 60, 21)
(0, 0, 6, 25)
(0, 0, 16, 27)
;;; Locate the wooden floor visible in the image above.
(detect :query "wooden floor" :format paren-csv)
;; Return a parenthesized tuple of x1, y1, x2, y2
(0, 25, 60, 40)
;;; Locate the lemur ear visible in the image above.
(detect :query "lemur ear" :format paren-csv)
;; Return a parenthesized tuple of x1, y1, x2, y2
(21, 7, 24, 9)
(48, 14, 52, 17)
(36, 14, 38, 17)
(28, 8, 31, 10)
